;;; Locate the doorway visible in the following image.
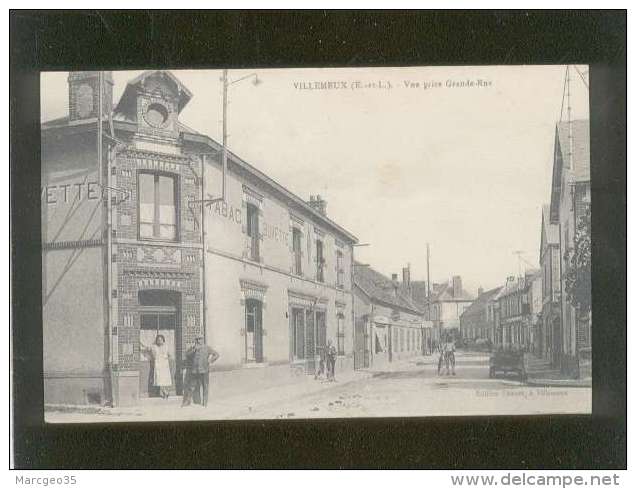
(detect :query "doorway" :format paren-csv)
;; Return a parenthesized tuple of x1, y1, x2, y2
(289, 306, 319, 374)
(245, 298, 263, 363)
(138, 290, 182, 397)
(354, 317, 370, 369)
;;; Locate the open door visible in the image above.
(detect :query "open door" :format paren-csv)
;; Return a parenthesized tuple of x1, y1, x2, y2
(138, 290, 182, 397)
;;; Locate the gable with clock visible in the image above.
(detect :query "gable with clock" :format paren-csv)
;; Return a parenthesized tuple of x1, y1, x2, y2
(114, 70, 193, 141)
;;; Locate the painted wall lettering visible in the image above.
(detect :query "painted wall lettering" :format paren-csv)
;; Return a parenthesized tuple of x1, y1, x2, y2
(41, 181, 101, 206)
(262, 222, 289, 243)
(209, 200, 242, 224)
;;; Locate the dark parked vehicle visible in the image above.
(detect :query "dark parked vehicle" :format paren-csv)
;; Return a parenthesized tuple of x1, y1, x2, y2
(489, 349, 526, 382)
(474, 338, 493, 352)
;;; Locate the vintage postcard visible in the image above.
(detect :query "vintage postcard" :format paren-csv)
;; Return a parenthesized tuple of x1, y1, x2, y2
(40, 65, 591, 422)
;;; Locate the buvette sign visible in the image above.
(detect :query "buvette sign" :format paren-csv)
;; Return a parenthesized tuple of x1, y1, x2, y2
(41, 181, 101, 206)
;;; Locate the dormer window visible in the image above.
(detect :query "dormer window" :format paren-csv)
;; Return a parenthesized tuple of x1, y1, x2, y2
(113, 70, 193, 137)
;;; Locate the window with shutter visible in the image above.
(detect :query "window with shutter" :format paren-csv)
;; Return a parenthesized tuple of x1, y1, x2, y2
(336, 312, 345, 355)
(246, 203, 260, 261)
(336, 249, 344, 288)
(316, 239, 324, 282)
(292, 227, 303, 276)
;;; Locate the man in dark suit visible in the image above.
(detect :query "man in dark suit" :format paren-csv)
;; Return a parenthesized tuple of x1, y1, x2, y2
(184, 335, 220, 407)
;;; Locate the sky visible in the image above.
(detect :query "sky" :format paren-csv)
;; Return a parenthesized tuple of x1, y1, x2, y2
(41, 65, 589, 294)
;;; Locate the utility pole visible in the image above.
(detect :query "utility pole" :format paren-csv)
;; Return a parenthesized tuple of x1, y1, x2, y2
(566, 65, 574, 173)
(221, 69, 228, 202)
(426, 243, 431, 299)
(190, 69, 260, 208)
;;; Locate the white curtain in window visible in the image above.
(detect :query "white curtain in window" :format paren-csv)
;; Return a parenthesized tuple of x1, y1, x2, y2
(158, 176, 176, 239)
(139, 173, 155, 237)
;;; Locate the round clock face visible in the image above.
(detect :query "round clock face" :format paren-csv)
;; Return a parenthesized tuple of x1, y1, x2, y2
(76, 84, 94, 118)
(144, 102, 170, 128)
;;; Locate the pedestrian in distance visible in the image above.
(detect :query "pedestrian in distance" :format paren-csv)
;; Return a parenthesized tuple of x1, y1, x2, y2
(326, 339, 337, 382)
(445, 339, 456, 376)
(437, 341, 446, 376)
(315, 345, 326, 381)
(184, 335, 220, 407)
(140, 334, 173, 399)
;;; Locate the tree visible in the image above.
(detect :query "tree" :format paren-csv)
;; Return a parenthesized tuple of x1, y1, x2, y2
(563, 206, 591, 315)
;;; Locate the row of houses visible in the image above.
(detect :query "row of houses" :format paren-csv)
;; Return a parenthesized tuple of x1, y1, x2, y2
(44, 70, 474, 407)
(460, 270, 542, 351)
(459, 119, 591, 380)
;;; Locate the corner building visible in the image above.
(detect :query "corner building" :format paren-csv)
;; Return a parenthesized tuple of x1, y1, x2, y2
(41, 70, 357, 407)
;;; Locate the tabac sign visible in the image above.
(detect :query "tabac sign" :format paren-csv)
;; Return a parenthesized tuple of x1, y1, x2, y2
(208, 199, 289, 244)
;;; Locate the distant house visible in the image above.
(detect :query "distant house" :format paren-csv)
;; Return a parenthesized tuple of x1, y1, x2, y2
(353, 264, 427, 368)
(493, 270, 541, 349)
(460, 287, 502, 343)
(412, 275, 474, 344)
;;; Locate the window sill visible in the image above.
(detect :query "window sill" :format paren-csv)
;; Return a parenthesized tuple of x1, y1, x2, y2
(138, 237, 180, 245)
(242, 362, 269, 369)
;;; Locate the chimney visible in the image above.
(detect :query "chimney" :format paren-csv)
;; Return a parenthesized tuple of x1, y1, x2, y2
(391, 273, 399, 297)
(402, 266, 411, 289)
(307, 194, 327, 216)
(452, 275, 462, 298)
(68, 71, 113, 122)
(478, 286, 484, 297)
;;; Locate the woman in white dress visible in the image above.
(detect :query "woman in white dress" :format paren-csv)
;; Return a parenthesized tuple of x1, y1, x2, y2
(141, 335, 173, 399)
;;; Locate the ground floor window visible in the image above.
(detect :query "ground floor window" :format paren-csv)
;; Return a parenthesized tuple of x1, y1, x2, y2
(336, 312, 345, 355)
(291, 308, 306, 359)
(316, 310, 326, 358)
(375, 326, 386, 354)
(290, 306, 325, 363)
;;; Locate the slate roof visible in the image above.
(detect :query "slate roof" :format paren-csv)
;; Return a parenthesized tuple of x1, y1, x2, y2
(410, 281, 429, 305)
(550, 119, 590, 221)
(496, 270, 541, 300)
(116, 70, 193, 115)
(354, 263, 423, 315)
(541, 205, 560, 245)
(556, 119, 590, 182)
(461, 287, 501, 319)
